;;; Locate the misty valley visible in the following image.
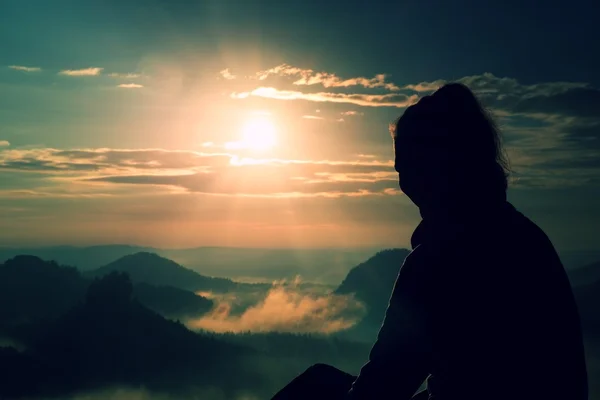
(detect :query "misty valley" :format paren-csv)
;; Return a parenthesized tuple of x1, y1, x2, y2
(1, 248, 599, 399)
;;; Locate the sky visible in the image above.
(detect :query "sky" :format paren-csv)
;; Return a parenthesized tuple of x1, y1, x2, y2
(0, 0, 599, 252)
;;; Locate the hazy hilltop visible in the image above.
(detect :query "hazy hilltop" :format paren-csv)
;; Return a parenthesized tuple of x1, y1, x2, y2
(88, 252, 239, 292)
(0, 255, 87, 325)
(0, 255, 216, 323)
(336, 249, 411, 326)
(572, 261, 600, 335)
(0, 245, 379, 283)
(568, 260, 600, 288)
(0, 245, 153, 271)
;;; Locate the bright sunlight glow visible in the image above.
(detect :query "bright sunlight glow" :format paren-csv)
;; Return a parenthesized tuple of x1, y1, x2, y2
(227, 116, 277, 151)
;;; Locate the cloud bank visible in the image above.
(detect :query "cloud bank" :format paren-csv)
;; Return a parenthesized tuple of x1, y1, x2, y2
(187, 280, 365, 333)
(0, 147, 398, 198)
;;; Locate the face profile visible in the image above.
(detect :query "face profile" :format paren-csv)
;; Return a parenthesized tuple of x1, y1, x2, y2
(390, 83, 509, 211)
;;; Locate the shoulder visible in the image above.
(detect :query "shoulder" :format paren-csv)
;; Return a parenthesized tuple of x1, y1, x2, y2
(401, 241, 456, 275)
(397, 244, 450, 292)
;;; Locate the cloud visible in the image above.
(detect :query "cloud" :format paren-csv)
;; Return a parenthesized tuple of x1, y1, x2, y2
(458, 72, 589, 99)
(341, 111, 364, 116)
(511, 87, 600, 118)
(0, 148, 393, 174)
(302, 115, 324, 120)
(8, 65, 41, 72)
(0, 148, 231, 174)
(0, 147, 399, 198)
(58, 67, 103, 76)
(238, 66, 596, 118)
(220, 68, 236, 80)
(87, 172, 399, 198)
(406, 72, 594, 113)
(108, 73, 141, 79)
(186, 279, 365, 333)
(118, 83, 143, 89)
(0, 141, 9, 147)
(255, 64, 307, 80)
(232, 87, 418, 108)
(254, 64, 400, 90)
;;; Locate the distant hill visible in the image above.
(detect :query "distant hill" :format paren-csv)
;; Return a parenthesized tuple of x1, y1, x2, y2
(88, 252, 238, 292)
(571, 262, 600, 334)
(574, 279, 600, 334)
(0, 255, 86, 325)
(0, 245, 152, 271)
(0, 255, 214, 324)
(0, 244, 378, 283)
(560, 250, 600, 270)
(336, 249, 411, 326)
(134, 282, 213, 319)
(568, 260, 600, 288)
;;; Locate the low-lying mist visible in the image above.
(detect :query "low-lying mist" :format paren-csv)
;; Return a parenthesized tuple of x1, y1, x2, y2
(187, 278, 365, 334)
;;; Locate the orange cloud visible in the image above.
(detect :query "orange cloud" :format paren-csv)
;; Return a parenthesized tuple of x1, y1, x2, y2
(118, 83, 143, 89)
(254, 64, 400, 91)
(0, 147, 399, 198)
(231, 87, 418, 108)
(59, 67, 103, 76)
(219, 68, 236, 80)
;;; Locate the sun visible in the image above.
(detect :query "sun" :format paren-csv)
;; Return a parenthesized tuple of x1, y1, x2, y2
(240, 116, 277, 150)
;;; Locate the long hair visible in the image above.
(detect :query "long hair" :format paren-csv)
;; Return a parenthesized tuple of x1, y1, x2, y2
(390, 82, 510, 192)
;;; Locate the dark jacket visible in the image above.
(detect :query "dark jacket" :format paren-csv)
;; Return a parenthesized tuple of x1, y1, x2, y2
(347, 201, 588, 400)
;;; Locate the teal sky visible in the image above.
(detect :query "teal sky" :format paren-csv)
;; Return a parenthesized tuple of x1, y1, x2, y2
(1, 0, 599, 252)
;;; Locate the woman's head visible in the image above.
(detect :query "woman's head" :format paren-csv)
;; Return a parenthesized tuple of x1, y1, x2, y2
(390, 83, 509, 208)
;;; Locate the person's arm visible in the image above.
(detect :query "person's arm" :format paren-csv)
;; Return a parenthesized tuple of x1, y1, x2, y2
(346, 251, 432, 400)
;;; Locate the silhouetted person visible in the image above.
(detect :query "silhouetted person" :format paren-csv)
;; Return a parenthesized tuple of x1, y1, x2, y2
(270, 83, 588, 400)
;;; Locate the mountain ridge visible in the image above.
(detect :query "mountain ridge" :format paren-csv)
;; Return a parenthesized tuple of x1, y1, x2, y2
(0, 255, 216, 323)
(88, 252, 238, 292)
